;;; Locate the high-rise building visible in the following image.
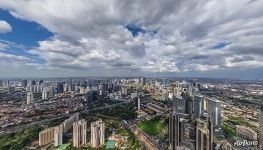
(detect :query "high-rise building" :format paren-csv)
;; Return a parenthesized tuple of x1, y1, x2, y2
(169, 112, 180, 150)
(259, 105, 263, 150)
(42, 91, 48, 100)
(39, 127, 55, 146)
(140, 77, 145, 86)
(169, 111, 187, 150)
(188, 82, 193, 96)
(98, 84, 104, 96)
(91, 119, 105, 148)
(194, 95, 204, 118)
(22, 79, 27, 87)
(173, 96, 185, 113)
(54, 124, 63, 146)
(31, 80, 36, 86)
(63, 113, 79, 133)
(195, 118, 213, 150)
(79, 87, 86, 94)
(27, 92, 34, 104)
(7, 86, 15, 94)
(6, 80, 10, 87)
(39, 80, 44, 85)
(57, 82, 64, 94)
(121, 85, 128, 95)
(207, 98, 221, 128)
(137, 97, 141, 110)
(174, 81, 181, 96)
(73, 119, 87, 148)
(182, 92, 193, 115)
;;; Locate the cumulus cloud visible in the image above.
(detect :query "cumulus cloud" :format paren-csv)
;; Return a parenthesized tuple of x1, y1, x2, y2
(0, 0, 263, 76)
(0, 20, 12, 33)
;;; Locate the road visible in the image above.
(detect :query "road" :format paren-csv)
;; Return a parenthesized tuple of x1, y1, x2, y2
(122, 120, 161, 150)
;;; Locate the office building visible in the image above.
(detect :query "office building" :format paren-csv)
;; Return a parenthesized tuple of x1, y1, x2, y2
(169, 112, 187, 150)
(174, 81, 181, 96)
(31, 80, 36, 86)
(27, 92, 34, 105)
(140, 77, 145, 86)
(54, 124, 63, 146)
(194, 95, 204, 118)
(91, 119, 105, 148)
(73, 119, 87, 148)
(57, 82, 64, 94)
(182, 92, 193, 115)
(39, 127, 55, 146)
(22, 79, 27, 87)
(173, 96, 185, 113)
(195, 118, 213, 150)
(207, 98, 221, 128)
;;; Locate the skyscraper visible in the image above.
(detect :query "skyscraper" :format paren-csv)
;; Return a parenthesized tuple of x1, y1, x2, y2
(188, 82, 193, 96)
(140, 77, 145, 86)
(194, 95, 204, 118)
(73, 119, 87, 148)
(27, 92, 34, 104)
(258, 105, 263, 149)
(182, 92, 193, 115)
(173, 96, 185, 113)
(195, 118, 213, 150)
(169, 113, 188, 150)
(138, 97, 141, 110)
(169, 112, 180, 150)
(54, 124, 63, 146)
(174, 81, 181, 96)
(31, 80, 36, 86)
(22, 79, 27, 87)
(91, 119, 105, 148)
(207, 98, 221, 128)
(57, 82, 64, 94)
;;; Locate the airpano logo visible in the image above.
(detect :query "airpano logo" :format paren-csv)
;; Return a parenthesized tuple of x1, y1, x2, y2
(234, 140, 258, 147)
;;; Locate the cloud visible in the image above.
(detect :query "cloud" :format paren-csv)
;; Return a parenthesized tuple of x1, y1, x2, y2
(0, 0, 262, 77)
(0, 20, 12, 33)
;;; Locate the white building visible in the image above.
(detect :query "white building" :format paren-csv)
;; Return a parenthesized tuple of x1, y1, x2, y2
(27, 92, 34, 104)
(54, 124, 63, 146)
(91, 119, 105, 148)
(73, 119, 87, 148)
(42, 91, 48, 100)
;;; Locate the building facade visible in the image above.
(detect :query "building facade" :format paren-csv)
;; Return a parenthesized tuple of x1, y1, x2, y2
(39, 127, 55, 146)
(73, 119, 87, 148)
(91, 119, 105, 148)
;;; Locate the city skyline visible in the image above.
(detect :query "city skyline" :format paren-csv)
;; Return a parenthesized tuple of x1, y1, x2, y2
(0, 0, 263, 79)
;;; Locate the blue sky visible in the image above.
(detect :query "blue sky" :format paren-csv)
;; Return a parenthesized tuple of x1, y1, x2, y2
(0, 0, 262, 79)
(0, 9, 52, 64)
